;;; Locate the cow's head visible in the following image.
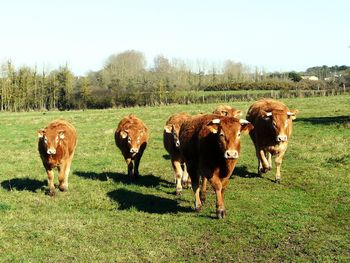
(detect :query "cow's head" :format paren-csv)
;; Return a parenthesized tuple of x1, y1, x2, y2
(262, 109, 298, 142)
(38, 128, 65, 155)
(213, 105, 242, 118)
(207, 117, 254, 159)
(120, 129, 145, 156)
(164, 124, 180, 148)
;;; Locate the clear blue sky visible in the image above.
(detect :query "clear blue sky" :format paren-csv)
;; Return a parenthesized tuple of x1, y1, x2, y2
(1, 0, 349, 75)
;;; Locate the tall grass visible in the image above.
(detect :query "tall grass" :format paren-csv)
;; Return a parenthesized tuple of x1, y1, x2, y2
(0, 95, 349, 262)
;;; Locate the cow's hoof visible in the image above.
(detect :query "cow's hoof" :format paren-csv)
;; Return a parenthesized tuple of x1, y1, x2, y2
(200, 196, 206, 205)
(194, 205, 202, 212)
(275, 179, 281, 184)
(217, 209, 226, 219)
(59, 184, 68, 192)
(48, 190, 56, 197)
(175, 190, 182, 196)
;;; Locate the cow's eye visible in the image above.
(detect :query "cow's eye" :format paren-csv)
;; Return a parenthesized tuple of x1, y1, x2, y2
(44, 137, 48, 144)
(237, 132, 241, 137)
(127, 137, 131, 143)
(219, 131, 225, 137)
(272, 121, 277, 127)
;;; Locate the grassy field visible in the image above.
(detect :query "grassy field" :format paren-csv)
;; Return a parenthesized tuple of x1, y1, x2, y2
(0, 95, 349, 262)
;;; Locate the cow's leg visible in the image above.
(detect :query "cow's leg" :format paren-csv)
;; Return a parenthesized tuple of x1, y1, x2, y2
(256, 150, 263, 176)
(193, 179, 202, 212)
(275, 150, 286, 184)
(220, 176, 231, 207)
(133, 155, 141, 179)
(181, 163, 191, 189)
(126, 158, 134, 179)
(46, 169, 55, 196)
(59, 160, 71, 192)
(200, 176, 207, 204)
(259, 149, 270, 173)
(188, 164, 201, 212)
(267, 151, 272, 169)
(209, 174, 225, 219)
(172, 159, 183, 195)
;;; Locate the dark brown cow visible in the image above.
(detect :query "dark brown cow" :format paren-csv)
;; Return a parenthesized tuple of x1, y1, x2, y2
(115, 114, 149, 180)
(38, 119, 77, 196)
(213, 105, 242, 118)
(163, 112, 191, 195)
(246, 99, 298, 183)
(179, 114, 253, 218)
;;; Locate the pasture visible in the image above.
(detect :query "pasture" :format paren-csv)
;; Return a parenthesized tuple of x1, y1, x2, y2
(0, 95, 349, 262)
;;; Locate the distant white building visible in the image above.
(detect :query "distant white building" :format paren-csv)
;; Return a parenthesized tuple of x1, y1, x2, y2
(301, 75, 319, 81)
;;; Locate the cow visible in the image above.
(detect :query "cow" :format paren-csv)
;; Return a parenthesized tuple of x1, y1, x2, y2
(38, 119, 77, 196)
(246, 99, 298, 183)
(179, 114, 253, 218)
(213, 105, 242, 118)
(163, 112, 191, 195)
(115, 114, 149, 180)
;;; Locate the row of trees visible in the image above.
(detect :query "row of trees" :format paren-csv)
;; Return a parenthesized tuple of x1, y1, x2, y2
(1, 50, 349, 111)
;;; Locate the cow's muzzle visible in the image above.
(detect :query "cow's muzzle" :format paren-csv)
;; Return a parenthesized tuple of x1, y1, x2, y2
(130, 148, 139, 154)
(47, 148, 56, 155)
(224, 150, 239, 159)
(276, 135, 288, 142)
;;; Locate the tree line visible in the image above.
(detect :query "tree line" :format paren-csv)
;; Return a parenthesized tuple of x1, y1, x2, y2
(1, 50, 349, 111)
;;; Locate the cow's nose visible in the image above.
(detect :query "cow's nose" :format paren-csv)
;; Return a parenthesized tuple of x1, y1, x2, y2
(130, 148, 139, 154)
(277, 135, 288, 142)
(47, 148, 56, 155)
(224, 150, 239, 159)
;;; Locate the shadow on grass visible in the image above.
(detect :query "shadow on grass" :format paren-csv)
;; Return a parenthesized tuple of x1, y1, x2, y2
(74, 171, 173, 188)
(162, 154, 171, 160)
(107, 188, 192, 214)
(295, 115, 350, 126)
(1, 177, 46, 192)
(233, 165, 260, 178)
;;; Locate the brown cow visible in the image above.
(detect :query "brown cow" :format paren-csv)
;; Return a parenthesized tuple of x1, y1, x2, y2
(179, 114, 253, 218)
(38, 119, 77, 196)
(213, 105, 242, 118)
(115, 114, 149, 180)
(163, 112, 191, 195)
(246, 99, 298, 183)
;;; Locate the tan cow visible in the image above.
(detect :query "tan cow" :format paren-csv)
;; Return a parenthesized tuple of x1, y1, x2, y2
(38, 119, 77, 196)
(246, 99, 298, 183)
(163, 112, 191, 195)
(115, 114, 149, 180)
(213, 105, 242, 118)
(179, 114, 253, 218)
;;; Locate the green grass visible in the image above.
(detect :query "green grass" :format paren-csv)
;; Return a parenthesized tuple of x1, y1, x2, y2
(0, 95, 349, 262)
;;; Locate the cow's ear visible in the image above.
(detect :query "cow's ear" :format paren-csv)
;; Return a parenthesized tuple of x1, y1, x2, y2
(239, 119, 254, 134)
(287, 109, 298, 120)
(207, 118, 221, 134)
(164, 125, 172, 133)
(58, 130, 65, 140)
(120, 130, 128, 139)
(38, 129, 46, 138)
